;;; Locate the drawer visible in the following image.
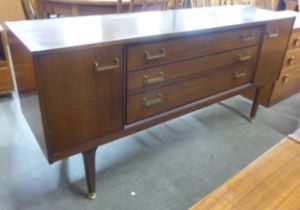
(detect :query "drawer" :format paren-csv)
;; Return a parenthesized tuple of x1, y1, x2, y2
(127, 46, 258, 95)
(0, 66, 13, 94)
(287, 31, 300, 50)
(282, 48, 300, 68)
(127, 27, 262, 71)
(127, 63, 253, 123)
(272, 64, 300, 102)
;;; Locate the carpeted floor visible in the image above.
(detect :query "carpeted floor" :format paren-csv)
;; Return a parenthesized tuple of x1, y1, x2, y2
(0, 93, 299, 210)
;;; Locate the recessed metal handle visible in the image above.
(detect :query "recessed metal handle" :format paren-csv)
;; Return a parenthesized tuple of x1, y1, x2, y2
(144, 48, 166, 61)
(287, 56, 295, 65)
(233, 69, 247, 79)
(294, 37, 300, 47)
(268, 30, 279, 38)
(93, 58, 119, 72)
(238, 52, 252, 62)
(282, 74, 289, 83)
(241, 33, 255, 42)
(144, 72, 165, 86)
(142, 94, 163, 107)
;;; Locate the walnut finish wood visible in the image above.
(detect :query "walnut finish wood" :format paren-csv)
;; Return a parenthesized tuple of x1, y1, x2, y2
(6, 7, 296, 198)
(127, 63, 255, 123)
(243, 14, 300, 107)
(189, 138, 300, 210)
(127, 27, 262, 71)
(127, 46, 258, 94)
(35, 45, 124, 153)
(254, 18, 295, 85)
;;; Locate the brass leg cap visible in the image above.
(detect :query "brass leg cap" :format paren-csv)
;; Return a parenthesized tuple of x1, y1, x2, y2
(88, 192, 96, 200)
(250, 117, 255, 123)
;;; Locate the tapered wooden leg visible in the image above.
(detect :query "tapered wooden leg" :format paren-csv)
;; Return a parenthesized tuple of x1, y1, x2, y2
(250, 87, 261, 122)
(82, 147, 98, 200)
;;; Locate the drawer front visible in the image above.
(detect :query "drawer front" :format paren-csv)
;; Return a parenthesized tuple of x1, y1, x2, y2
(282, 48, 300, 68)
(272, 64, 300, 102)
(288, 31, 300, 50)
(127, 27, 262, 71)
(127, 63, 253, 123)
(0, 66, 13, 94)
(127, 46, 258, 95)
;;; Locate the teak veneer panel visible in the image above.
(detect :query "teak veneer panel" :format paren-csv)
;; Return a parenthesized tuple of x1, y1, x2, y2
(189, 138, 300, 210)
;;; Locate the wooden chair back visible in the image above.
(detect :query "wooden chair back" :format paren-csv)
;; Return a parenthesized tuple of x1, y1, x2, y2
(20, 0, 39, 19)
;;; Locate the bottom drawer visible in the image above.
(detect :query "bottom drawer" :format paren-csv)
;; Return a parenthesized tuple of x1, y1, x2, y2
(127, 63, 253, 123)
(0, 66, 13, 95)
(272, 65, 300, 103)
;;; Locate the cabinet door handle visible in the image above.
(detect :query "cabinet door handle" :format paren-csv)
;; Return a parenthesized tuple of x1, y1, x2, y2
(268, 30, 279, 38)
(93, 58, 119, 72)
(144, 72, 165, 86)
(287, 56, 295, 65)
(241, 33, 255, 42)
(144, 48, 166, 60)
(142, 94, 163, 107)
(238, 52, 252, 61)
(233, 69, 247, 79)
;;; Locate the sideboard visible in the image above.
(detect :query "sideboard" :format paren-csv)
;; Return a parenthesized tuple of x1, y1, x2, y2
(6, 6, 296, 199)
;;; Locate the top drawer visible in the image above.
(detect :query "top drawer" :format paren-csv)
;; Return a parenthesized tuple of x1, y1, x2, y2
(127, 27, 263, 71)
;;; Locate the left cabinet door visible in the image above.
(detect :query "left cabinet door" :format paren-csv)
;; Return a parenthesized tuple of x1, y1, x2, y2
(36, 45, 124, 154)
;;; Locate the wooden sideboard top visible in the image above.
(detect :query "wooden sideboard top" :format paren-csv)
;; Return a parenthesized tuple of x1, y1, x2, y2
(6, 6, 296, 54)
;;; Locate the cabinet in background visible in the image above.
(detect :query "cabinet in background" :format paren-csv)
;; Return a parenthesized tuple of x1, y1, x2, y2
(0, 25, 13, 95)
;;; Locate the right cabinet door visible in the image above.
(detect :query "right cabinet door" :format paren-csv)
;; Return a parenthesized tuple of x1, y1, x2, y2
(254, 18, 295, 85)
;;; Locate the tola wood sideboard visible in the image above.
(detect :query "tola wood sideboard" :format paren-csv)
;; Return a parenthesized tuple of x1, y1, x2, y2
(5, 6, 296, 199)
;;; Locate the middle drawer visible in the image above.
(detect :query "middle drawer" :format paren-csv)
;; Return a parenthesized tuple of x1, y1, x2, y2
(127, 61, 255, 124)
(127, 46, 258, 95)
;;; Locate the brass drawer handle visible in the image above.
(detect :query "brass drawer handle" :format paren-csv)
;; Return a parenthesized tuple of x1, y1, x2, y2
(233, 69, 247, 79)
(287, 56, 295, 65)
(144, 72, 165, 86)
(238, 52, 252, 61)
(241, 33, 255, 42)
(268, 30, 279, 38)
(144, 48, 166, 61)
(142, 94, 163, 107)
(93, 58, 119, 72)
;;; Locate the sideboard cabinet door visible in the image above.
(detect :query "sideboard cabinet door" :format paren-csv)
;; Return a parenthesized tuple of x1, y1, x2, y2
(254, 18, 295, 85)
(35, 46, 124, 154)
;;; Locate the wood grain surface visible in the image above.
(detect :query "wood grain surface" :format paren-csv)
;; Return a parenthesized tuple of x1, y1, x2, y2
(5, 6, 296, 54)
(190, 138, 300, 210)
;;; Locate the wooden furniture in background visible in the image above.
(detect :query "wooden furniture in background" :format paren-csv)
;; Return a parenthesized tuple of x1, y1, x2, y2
(6, 7, 295, 199)
(189, 138, 300, 209)
(284, 0, 298, 10)
(252, 0, 280, 10)
(20, 0, 39, 19)
(39, 0, 159, 16)
(0, 25, 14, 95)
(244, 14, 300, 106)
